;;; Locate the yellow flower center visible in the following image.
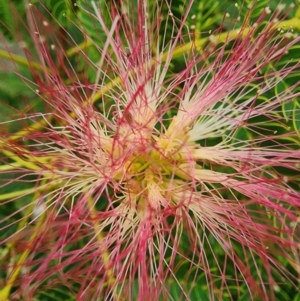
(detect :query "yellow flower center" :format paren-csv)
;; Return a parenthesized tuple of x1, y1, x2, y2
(111, 121, 196, 214)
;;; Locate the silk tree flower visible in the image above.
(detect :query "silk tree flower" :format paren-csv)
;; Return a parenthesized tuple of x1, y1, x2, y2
(0, 1, 300, 300)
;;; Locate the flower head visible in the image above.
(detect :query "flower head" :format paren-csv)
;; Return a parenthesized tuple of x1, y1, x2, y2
(1, 1, 300, 300)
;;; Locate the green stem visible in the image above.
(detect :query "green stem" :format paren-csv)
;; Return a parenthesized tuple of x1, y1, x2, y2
(0, 213, 46, 301)
(0, 49, 50, 72)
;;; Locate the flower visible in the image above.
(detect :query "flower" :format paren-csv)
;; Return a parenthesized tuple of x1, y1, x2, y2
(0, 1, 300, 300)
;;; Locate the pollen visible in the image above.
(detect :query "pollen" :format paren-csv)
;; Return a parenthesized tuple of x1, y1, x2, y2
(209, 34, 218, 44)
(265, 7, 271, 14)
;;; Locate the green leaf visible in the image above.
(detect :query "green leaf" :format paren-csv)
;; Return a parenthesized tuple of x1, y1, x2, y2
(293, 292, 300, 301)
(293, 101, 300, 136)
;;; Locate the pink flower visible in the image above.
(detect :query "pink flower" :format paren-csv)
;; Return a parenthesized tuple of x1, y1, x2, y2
(1, 1, 299, 300)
